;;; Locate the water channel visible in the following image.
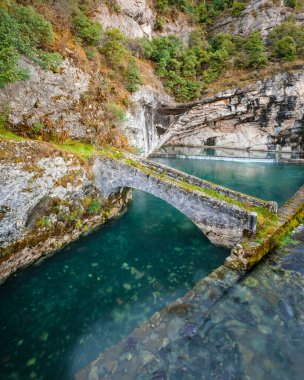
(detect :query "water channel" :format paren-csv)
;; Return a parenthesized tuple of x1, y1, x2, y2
(0, 151, 303, 380)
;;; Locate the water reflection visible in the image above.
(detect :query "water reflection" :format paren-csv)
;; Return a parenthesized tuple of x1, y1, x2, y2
(155, 146, 303, 160)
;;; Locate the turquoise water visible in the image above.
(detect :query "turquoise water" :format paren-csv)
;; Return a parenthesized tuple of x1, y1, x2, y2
(155, 157, 303, 206)
(0, 158, 303, 380)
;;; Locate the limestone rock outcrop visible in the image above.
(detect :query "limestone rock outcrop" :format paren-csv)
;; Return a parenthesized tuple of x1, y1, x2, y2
(158, 69, 304, 152)
(95, 0, 194, 43)
(0, 58, 90, 139)
(95, 0, 155, 39)
(210, 0, 304, 40)
(123, 86, 173, 154)
(155, 12, 195, 44)
(0, 139, 130, 283)
(127, 69, 304, 154)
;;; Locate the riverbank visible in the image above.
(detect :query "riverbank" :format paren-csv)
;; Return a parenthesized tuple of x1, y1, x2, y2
(0, 139, 131, 284)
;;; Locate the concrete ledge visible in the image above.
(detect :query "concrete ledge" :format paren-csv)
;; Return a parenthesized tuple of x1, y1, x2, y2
(76, 263, 242, 380)
(76, 186, 304, 380)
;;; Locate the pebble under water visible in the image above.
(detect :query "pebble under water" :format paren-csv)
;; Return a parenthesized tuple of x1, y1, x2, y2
(0, 155, 303, 380)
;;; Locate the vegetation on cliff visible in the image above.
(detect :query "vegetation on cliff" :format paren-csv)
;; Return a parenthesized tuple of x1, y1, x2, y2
(0, 0, 61, 87)
(0, 0, 304, 143)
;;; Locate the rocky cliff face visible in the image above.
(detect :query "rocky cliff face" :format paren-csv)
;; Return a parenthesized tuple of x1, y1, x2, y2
(127, 68, 304, 154)
(123, 86, 173, 153)
(0, 139, 131, 283)
(2, 1, 302, 156)
(96, 0, 155, 39)
(157, 69, 304, 152)
(210, 0, 304, 40)
(0, 58, 90, 139)
(95, 0, 193, 43)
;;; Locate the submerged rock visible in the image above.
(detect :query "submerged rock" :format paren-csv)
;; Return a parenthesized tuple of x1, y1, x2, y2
(179, 322, 198, 339)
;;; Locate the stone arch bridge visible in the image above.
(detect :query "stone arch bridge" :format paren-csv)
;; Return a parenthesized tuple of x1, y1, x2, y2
(93, 153, 277, 248)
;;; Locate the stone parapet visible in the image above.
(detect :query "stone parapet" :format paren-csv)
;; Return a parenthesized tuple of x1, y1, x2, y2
(93, 153, 277, 248)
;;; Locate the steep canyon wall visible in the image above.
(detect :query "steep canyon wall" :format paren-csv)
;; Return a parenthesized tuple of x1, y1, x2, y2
(126, 69, 304, 154)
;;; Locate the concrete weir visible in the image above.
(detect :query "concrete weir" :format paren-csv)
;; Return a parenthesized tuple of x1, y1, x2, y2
(93, 153, 277, 248)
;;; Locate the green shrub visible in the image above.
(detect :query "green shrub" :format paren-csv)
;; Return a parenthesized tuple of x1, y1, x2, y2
(143, 35, 203, 101)
(105, 0, 121, 12)
(156, 0, 169, 11)
(0, 2, 61, 87)
(0, 47, 29, 88)
(284, 0, 297, 8)
(0, 105, 9, 130)
(100, 28, 128, 68)
(230, 1, 246, 17)
(38, 51, 62, 71)
(154, 17, 164, 31)
(165, 74, 202, 102)
(269, 20, 304, 60)
(210, 33, 235, 55)
(200, 33, 236, 83)
(125, 58, 143, 93)
(13, 4, 54, 46)
(105, 102, 127, 123)
(236, 32, 268, 69)
(85, 47, 96, 60)
(87, 199, 101, 214)
(37, 217, 50, 227)
(204, 48, 229, 83)
(274, 36, 297, 61)
(33, 122, 44, 136)
(72, 9, 102, 45)
(197, 0, 231, 24)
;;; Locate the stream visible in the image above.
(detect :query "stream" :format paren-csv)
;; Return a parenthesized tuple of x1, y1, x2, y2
(0, 151, 303, 380)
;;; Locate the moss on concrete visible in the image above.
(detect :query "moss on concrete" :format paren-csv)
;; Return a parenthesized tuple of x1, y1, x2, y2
(228, 187, 304, 270)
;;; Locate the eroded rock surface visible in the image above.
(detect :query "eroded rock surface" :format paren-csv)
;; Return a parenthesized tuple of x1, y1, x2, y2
(123, 86, 173, 154)
(95, 0, 194, 43)
(95, 0, 155, 39)
(210, 0, 304, 40)
(153, 69, 304, 153)
(0, 58, 90, 139)
(0, 139, 131, 283)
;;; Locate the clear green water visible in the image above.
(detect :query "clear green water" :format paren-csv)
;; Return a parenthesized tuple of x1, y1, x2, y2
(155, 157, 304, 206)
(0, 158, 303, 380)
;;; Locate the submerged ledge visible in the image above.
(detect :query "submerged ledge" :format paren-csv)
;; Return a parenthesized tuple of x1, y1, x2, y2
(75, 218, 304, 380)
(75, 181, 304, 379)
